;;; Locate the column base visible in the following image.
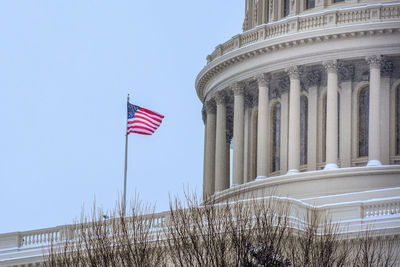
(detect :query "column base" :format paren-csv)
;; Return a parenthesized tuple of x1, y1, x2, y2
(287, 169, 299, 175)
(367, 160, 382, 167)
(324, 163, 338, 170)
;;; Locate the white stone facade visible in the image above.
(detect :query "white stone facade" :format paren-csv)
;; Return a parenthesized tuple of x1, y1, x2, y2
(198, 0, 400, 257)
(1, 0, 400, 266)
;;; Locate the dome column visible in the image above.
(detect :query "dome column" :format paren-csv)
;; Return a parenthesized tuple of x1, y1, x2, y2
(214, 91, 229, 191)
(203, 100, 216, 199)
(256, 74, 270, 178)
(366, 55, 383, 167)
(324, 60, 339, 170)
(232, 83, 245, 185)
(286, 66, 301, 174)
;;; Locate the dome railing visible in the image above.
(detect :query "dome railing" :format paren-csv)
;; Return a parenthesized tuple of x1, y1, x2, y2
(206, 3, 400, 64)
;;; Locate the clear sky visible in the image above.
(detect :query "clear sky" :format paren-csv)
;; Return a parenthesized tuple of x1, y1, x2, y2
(0, 1, 243, 233)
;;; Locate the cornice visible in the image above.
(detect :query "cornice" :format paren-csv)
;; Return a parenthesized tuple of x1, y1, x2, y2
(195, 3, 400, 102)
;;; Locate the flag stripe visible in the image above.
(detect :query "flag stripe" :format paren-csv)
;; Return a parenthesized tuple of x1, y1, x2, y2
(127, 125, 155, 133)
(135, 110, 163, 124)
(131, 114, 161, 126)
(127, 119, 158, 130)
(139, 107, 164, 119)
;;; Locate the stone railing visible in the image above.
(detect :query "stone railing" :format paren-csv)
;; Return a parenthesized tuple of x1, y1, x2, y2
(363, 198, 400, 218)
(206, 3, 400, 63)
(0, 211, 170, 251)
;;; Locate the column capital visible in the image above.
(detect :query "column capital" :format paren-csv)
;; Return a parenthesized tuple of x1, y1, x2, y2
(214, 90, 227, 105)
(231, 82, 245, 96)
(202, 106, 207, 124)
(366, 55, 383, 69)
(285, 66, 300, 79)
(323, 60, 338, 73)
(205, 99, 216, 114)
(255, 73, 270, 87)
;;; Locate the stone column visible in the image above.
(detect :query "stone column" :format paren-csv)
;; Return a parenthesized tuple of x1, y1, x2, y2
(214, 91, 229, 191)
(339, 64, 354, 168)
(366, 55, 382, 167)
(232, 83, 245, 185)
(324, 60, 339, 170)
(203, 100, 216, 199)
(286, 66, 301, 173)
(256, 74, 270, 178)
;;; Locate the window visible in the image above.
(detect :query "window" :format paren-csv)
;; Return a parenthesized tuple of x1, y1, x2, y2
(305, 0, 315, 9)
(358, 86, 369, 157)
(283, 0, 290, 17)
(271, 103, 281, 172)
(333, 0, 344, 3)
(300, 96, 308, 165)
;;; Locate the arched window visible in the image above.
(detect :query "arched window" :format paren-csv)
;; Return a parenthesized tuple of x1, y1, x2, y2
(397, 85, 400, 155)
(271, 102, 281, 172)
(359, 86, 369, 157)
(300, 95, 308, 165)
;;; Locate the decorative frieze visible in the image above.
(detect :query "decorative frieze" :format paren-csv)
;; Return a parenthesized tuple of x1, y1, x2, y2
(205, 99, 217, 114)
(381, 59, 394, 78)
(338, 63, 355, 82)
(302, 70, 321, 88)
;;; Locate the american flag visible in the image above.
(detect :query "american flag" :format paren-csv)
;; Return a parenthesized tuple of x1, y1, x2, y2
(127, 102, 164, 135)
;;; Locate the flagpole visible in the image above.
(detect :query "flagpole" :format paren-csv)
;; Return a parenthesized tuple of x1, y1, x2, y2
(122, 93, 130, 217)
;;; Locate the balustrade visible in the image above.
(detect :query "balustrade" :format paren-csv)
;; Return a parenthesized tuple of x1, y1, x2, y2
(206, 3, 400, 63)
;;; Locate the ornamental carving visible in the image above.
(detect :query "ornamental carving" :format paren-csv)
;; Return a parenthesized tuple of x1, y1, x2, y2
(214, 90, 227, 105)
(323, 60, 338, 73)
(205, 99, 216, 114)
(366, 55, 383, 69)
(278, 75, 290, 93)
(285, 65, 301, 79)
(232, 82, 245, 96)
(255, 73, 271, 87)
(338, 64, 355, 82)
(381, 59, 394, 77)
(303, 70, 321, 88)
(226, 105, 234, 143)
(202, 106, 207, 124)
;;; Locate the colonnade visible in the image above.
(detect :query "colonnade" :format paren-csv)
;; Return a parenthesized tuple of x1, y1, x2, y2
(203, 56, 385, 199)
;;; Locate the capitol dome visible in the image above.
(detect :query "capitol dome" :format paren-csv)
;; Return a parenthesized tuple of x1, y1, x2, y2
(197, 0, 400, 234)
